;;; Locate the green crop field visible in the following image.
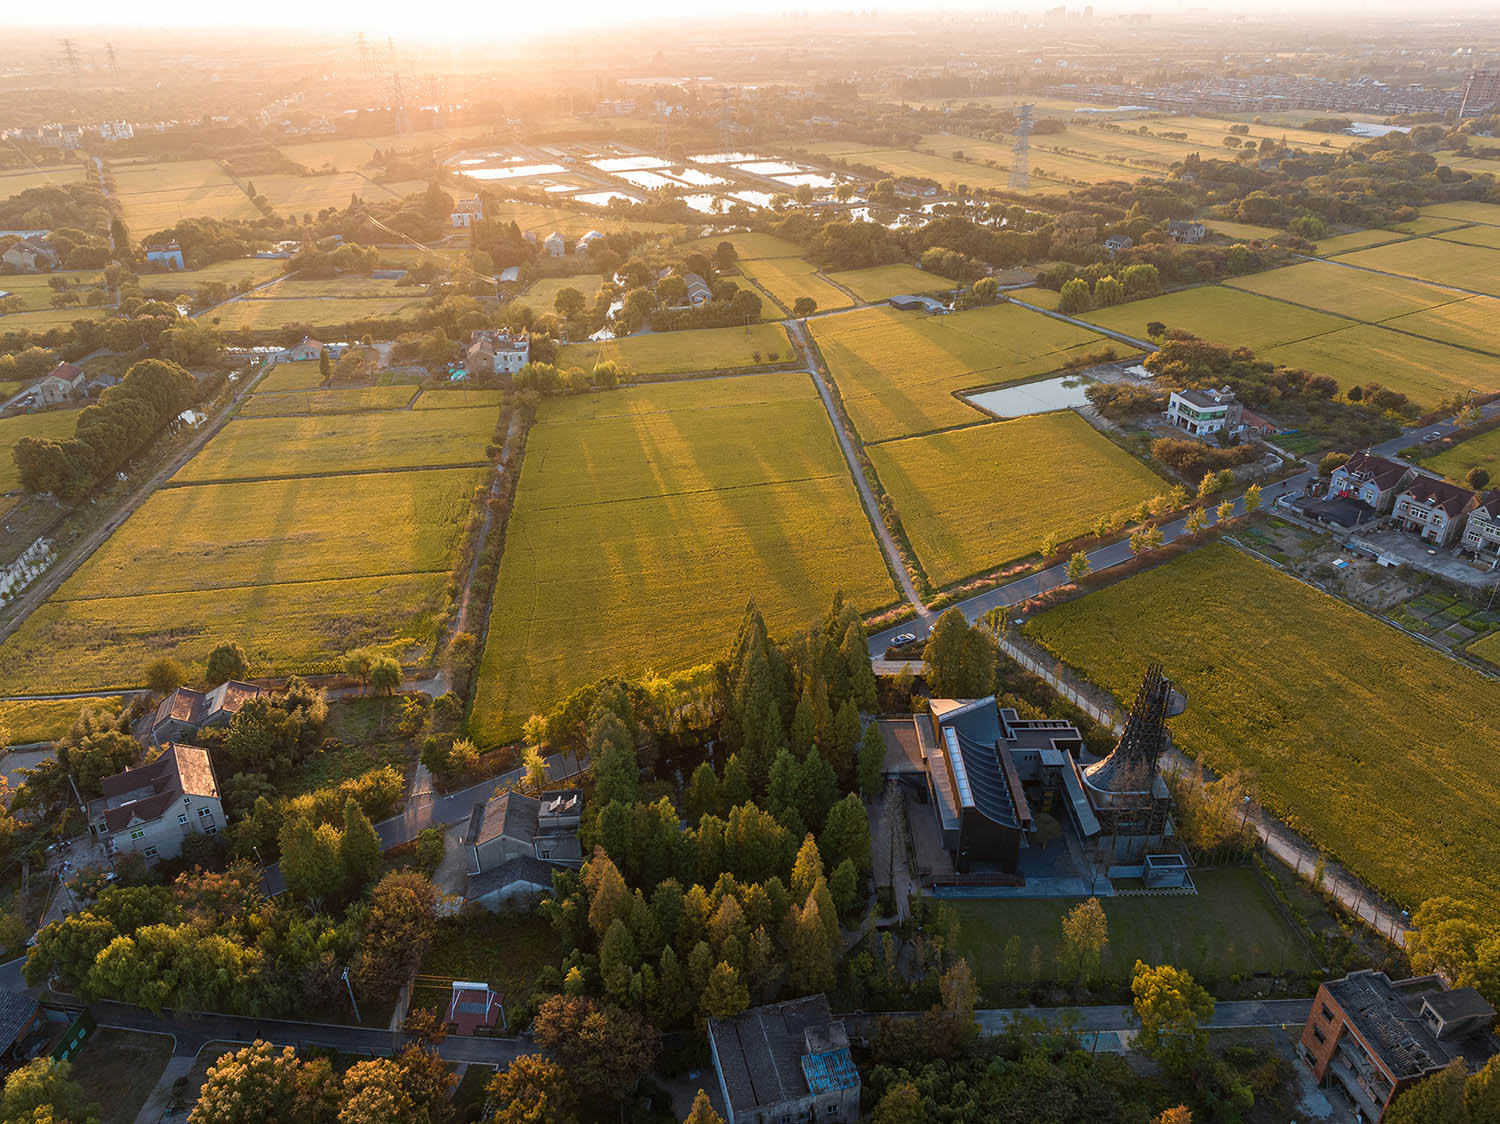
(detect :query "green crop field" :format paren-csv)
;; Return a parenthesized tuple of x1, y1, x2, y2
(63, 467, 482, 599)
(413, 388, 507, 409)
(1313, 229, 1410, 257)
(557, 322, 793, 375)
(0, 696, 125, 745)
(810, 302, 1112, 441)
(954, 867, 1315, 999)
(826, 264, 951, 302)
(868, 412, 1163, 586)
(256, 360, 326, 393)
(1080, 286, 1348, 352)
(1026, 543, 1500, 919)
(209, 295, 424, 332)
(1423, 427, 1500, 483)
(1380, 296, 1500, 356)
(1470, 631, 1500, 666)
(1225, 260, 1459, 322)
(1337, 238, 1500, 297)
(679, 232, 804, 259)
(513, 274, 606, 314)
(0, 572, 448, 694)
(0, 308, 108, 331)
(1419, 201, 1500, 226)
(135, 258, 287, 294)
(1010, 287, 1062, 310)
(0, 271, 105, 310)
(0, 409, 81, 493)
(240, 385, 419, 417)
(471, 372, 895, 743)
(738, 258, 851, 313)
(174, 408, 495, 484)
(1435, 225, 1500, 251)
(1265, 324, 1500, 408)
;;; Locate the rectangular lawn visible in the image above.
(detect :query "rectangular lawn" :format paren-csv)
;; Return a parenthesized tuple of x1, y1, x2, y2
(1264, 324, 1500, 408)
(868, 412, 1164, 587)
(811, 303, 1117, 441)
(256, 360, 326, 393)
(173, 407, 495, 484)
(556, 322, 793, 376)
(471, 373, 895, 743)
(954, 866, 1315, 999)
(61, 467, 483, 598)
(1224, 260, 1460, 322)
(514, 274, 606, 314)
(1025, 543, 1500, 918)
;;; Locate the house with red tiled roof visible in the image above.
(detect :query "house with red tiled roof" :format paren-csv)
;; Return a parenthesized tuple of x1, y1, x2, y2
(33, 362, 86, 407)
(149, 681, 263, 744)
(1329, 451, 1415, 514)
(1460, 491, 1500, 561)
(90, 744, 224, 863)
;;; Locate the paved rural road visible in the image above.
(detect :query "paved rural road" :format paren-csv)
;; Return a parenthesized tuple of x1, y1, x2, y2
(785, 317, 933, 623)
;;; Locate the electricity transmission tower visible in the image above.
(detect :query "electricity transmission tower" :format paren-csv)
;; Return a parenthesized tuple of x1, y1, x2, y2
(105, 42, 119, 77)
(1009, 103, 1034, 191)
(59, 38, 81, 75)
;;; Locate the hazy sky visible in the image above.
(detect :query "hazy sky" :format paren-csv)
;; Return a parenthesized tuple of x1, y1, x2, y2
(12, 0, 1500, 37)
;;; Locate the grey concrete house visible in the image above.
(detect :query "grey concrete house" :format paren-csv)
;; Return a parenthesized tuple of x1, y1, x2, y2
(1391, 477, 1478, 548)
(93, 744, 225, 863)
(465, 789, 583, 873)
(149, 681, 263, 745)
(708, 995, 860, 1124)
(1329, 451, 1415, 514)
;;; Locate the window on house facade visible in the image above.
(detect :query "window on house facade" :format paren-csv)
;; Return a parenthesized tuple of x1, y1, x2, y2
(198, 806, 213, 818)
(1313, 1025, 1326, 1044)
(1321, 1004, 1335, 1022)
(130, 829, 146, 840)
(205, 826, 217, 836)
(144, 846, 158, 858)
(179, 814, 188, 825)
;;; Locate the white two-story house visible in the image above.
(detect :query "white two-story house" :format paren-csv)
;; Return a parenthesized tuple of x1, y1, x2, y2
(92, 744, 225, 863)
(1165, 386, 1243, 437)
(1460, 492, 1500, 562)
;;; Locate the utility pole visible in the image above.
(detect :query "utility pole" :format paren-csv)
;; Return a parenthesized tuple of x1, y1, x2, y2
(342, 967, 362, 1023)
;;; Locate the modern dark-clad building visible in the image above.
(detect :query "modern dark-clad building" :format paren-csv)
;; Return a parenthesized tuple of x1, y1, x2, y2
(707, 995, 860, 1124)
(1300, 970, 1498, 1122)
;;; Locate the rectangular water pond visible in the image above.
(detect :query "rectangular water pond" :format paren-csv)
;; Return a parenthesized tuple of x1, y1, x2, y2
(964, 374, 1093, 418)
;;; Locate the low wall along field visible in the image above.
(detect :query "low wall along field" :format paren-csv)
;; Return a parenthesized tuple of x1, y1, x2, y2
(1025, 543, 1500, 920)
(471, 371, 896, 744)
(868, 411, 1164, 587)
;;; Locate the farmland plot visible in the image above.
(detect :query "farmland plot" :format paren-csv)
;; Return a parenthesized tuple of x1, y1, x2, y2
(1265, 325, 1500, 407)
(1079, 286, 1348, 352)
(557, 323, 793, 375)
(240, 385, 419, 416)
(1225, 260, 1459, 322)
(825, 264, 951, 302)
(1026, 544, 1500, 918)
(1337, 238, 1500, 297)
(738, 258, 851, 313)
(471, 372, 894, 743)
(868, 412, 1164, 586)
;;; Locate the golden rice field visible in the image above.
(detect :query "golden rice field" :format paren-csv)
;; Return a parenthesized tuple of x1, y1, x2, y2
(1079, 285, 1347, 352)
(1388, 215, 1468, 236)
(110, 160, 261, 231)
(1225, 260, 1459, 322)
(471, 371, 895, 743)
(250, 172, 399, 214)
(254, 275, 419, 299)
(825, 264, 951, 302)
(1434, 225, 1500, 251)
(737, 258, 852, 313)
(240, 386, 419, 417)
(868, 411, 1164, 587)
(1200, 219, 1284, 242)
(413, 388, 508, 409)
(1265, 325, 1500, 406)
(1381, 296, 1500, 356)
(256, 360, 327, 393)
(0, 409, 81, 493)
(134, 258, 288, 295)
(1336, 237, 1500, 298)
(810, 302, 1118, 441)
(208, 295, 425, 332)
(0, 272, 105, 310)
(173, 407, 496, 484)
(678, 232, 805, 260)
(0, 573, 449, 694)
(62, 467, 483, 598)
(0, 164, 87, 197)
(1027, 544, 1500, 919)
(1419, 200, 1500, 226)
(557, 322, 794, 375)
(1313, 229, 1410, 257)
